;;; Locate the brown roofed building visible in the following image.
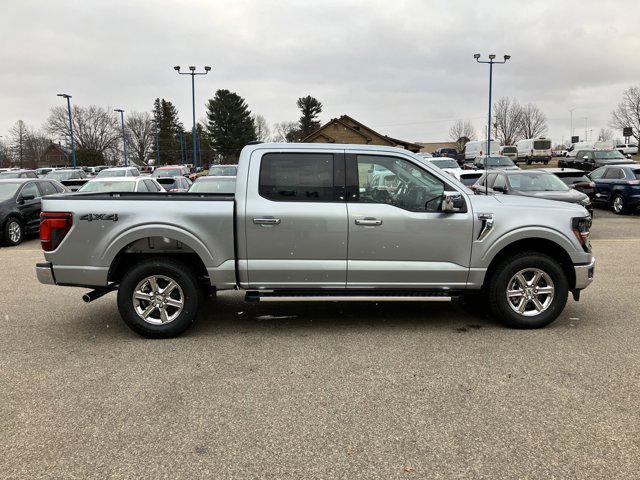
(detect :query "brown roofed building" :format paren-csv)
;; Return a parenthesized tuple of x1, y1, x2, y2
(41, 142, 70, 168)
(302, 115, 422, 153)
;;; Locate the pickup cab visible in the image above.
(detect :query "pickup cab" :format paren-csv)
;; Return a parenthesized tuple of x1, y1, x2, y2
(36, 143, 595, 338)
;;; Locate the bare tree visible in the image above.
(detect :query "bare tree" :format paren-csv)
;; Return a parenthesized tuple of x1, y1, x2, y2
(125, 111, 154, 165)
(598, 127, 613, 141)
(272, 121, 298, 142)
(519, 103, 548, 139)
(492, 97, 523, 146)
(24, 130, 51, 168)
(449, 120, 477, 151)
(252, 114, 271, 142)
(611, 85, 640, 144)
(46, 105, 120, 154)
(9, 120, 30, 167)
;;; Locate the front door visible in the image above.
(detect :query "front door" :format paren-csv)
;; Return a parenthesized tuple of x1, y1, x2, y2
(244, 150, 348, 289)
(17, 182, 42, 233)
(346, 153, 474, 289)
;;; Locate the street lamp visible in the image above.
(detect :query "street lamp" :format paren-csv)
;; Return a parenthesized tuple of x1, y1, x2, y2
(154, 119, 161, 167)
(174, 65, 212, 172)
(57, 93, 77, 169)
(114, 109, 128, 167)
(569, 108, 577, 140)
(474, 53, 510, 194)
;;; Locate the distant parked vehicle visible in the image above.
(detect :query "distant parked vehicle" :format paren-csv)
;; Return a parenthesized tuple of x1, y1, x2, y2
(464, 139, 502, 162)
(96, 166, 140, 178)
(588, 164, 640, 214)
(152, 165, 191, 179)
(0, 169, 38, 179)
(560, 149, 636, 171)
(458, 170, 483, 186)
(565, 140, 615, 158)
(422, 157, 463, 180)
(207, 165, 238, 177)
(78, 177, 164, 193)
(471, 169, 592, 215)
(35, 168, 54, 177)
(544, 168, 595, 198)
(473, 155, 520, 171)
(615, 143, 638, 156)
(155, 176, 192, 192)
(45, 168, 88, 191)
(499, 145, 518, 162)
(188, 176, 236, 194)
(515, 138, 552, 164)
(432, 147, 458, 158)
(0, 178, 68, 246)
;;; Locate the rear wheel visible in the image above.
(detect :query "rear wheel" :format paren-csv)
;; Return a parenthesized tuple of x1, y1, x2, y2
(3, 218, 23, 246)
(487, 252, 568, 329)
(612, 194, 627, 215)
(117, 257, 200, 338)
(526, 158, 533, 165)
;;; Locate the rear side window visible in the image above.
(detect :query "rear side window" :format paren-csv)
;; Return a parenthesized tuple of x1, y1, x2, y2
(38, 181, 58, 196)
(633, 169, 640, 180)
(136, 181, 149, 192)
(259, 153, 337, 202)
(603, 168, 625, 180)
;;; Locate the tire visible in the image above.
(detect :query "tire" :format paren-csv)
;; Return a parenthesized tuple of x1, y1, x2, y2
(487, 252, 568, 329)
(117, 257, 200, 338)
(612, 194, 627, 215)
(543, 160, 549, 165)
(558, 160, 565, 168)
(3, 217, 23, 246)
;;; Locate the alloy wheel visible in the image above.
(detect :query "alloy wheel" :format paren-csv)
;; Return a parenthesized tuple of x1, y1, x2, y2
(8, 221, 21, 244)
(132, 275, 184, 325)
(506, 268, 555, 317)
(613, 196, 624, 213)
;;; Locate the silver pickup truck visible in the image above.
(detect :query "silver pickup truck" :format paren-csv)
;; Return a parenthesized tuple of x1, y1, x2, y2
(36, 143, 595, 337)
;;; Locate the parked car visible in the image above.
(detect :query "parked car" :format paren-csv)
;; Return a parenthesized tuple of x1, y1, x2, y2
(544, 168, 596, 198)
(188, 176, 236, 194)
(37, 143, 594, 338)
(35, 168, 54, 177)
(44, 168, 89, 191)
(471, 169, 593, 215)
(464, 139, 501, 162)
(499, 145, 518, 162)
(565, 140, 615, 158)
(0, 169, 38, 179)
(559, 149, 636, 171)
(588, 164, 640, 214)
(1, 178, 68, 246)
(155, 176, 192, 192)
(96, 166, 141, 178)
(473, 155, 520, 171)
(78, 177, 165, 194)
(615, 144, 638, 156)
(432, 147, 458, 158)
(152, 165, 191, 179)
(515, 138, 552, 164)
(207, 165, 238, 177)
(422, 157, 463, 180)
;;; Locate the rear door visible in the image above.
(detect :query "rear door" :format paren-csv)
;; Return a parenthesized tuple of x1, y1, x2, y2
(244, 149, 348, 288)
(345, 152, 473, 289)
(599, 167, 625, 202)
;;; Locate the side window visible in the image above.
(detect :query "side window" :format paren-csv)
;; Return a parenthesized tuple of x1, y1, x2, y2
(38, 181, 58, 197)
(603, 168, 624, 180)
(259, 153, 337, 202)
(354, 155, 445, 212)
(20, 182, 41, 199)
(590, 167, 606, 180)
(144, 180, 158, 192)
(493, 174, 507, 190)
(136, 181, 149, 192)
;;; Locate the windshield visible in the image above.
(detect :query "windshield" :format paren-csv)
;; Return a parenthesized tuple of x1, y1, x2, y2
(533, 140, 552, 150)
(0, 183, 20, 201)
(486, 156, 515, 167)
(189, 178, 236, 193)
(594, 150, 625, 160)
(208, 166, 237, 176)
(46, 170, 76, 180)
(507, 172, 570, 192)
(96, 169, 126, 178)
(153, 168, 183, 178)
(431, 159, 459, 169)
(502, 146, 517, 153)
(79, 180, 136, 193)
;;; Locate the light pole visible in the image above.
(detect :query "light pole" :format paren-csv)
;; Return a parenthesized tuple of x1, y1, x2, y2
(0, 135, 3, 168)
(583, 117, 588, 141)
(154, 119, 160, 167)
(114, 109, 128, 167)
(569, 108, 576, 139)
(179, 130, 185, 164)
(474, 53, 510, 194)
(174, 65, 211, 172)
(57, 93, 77, 169)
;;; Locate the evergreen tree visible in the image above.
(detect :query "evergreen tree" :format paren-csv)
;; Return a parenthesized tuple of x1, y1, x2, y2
(205, 89, 256, 163)
(151, 98, 183, 165)
(296, 95, 323, 139)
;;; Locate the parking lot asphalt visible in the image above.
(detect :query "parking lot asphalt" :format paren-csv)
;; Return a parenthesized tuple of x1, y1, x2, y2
(1, 209, 639, 479)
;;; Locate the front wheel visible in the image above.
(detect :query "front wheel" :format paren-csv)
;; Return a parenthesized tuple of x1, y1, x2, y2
(488, 252, 568, 328)
(3, 218, 23, 246)
(117, 257, 201, 338)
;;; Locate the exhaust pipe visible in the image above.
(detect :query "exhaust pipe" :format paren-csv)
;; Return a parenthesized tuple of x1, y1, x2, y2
(82, 286, 117, 303)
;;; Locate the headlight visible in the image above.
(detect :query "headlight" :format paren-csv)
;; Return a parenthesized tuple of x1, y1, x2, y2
(572, 216, 592, 252)
(579, 197, 591, 206)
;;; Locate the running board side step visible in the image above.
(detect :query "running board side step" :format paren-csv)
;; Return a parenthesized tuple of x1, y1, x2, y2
(245, 290, 458, 303)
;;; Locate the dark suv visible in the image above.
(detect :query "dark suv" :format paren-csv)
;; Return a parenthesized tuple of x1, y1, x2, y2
(561, 150, 635, 171)
(589, 164, 640, 214)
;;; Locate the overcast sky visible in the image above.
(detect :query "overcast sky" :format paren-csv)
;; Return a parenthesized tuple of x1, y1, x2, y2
(1, 0, 639, 145)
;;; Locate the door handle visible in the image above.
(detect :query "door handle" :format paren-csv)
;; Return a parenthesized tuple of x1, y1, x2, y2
(355, 217, 383, 226)
(253, 217, 281, 225)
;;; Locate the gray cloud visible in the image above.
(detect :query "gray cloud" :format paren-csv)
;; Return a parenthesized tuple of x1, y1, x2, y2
(1, 0, 639, 145)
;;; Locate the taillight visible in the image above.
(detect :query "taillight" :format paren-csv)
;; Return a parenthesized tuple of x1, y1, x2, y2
(40, 212, 73, 252)
(575, 182, 595, 189)
(627, 180, 640, 185)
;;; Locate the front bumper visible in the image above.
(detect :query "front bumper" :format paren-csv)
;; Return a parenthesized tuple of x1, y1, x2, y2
(36, 262, 56, 285)
(574, 257, 595, 289)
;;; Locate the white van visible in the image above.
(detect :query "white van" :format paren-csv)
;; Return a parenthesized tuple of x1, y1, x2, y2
(499, 145, 518, 161)
(566, 140, 614, 157)
(464, 139, 501, 161)
(515, 138, 552, 164)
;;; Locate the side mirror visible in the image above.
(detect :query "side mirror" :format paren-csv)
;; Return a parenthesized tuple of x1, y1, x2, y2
(441, 191, 465, 212)
(492, 185, 507, 193)
(18, 194, 35, 204)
